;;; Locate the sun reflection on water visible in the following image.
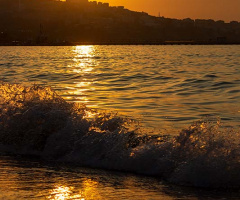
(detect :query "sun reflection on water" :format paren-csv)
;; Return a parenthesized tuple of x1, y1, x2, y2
(47, 179, 101, 200)
(81, 179, 101, 199)
(47, 185, 82, 200)
(66, 45, 97, 105)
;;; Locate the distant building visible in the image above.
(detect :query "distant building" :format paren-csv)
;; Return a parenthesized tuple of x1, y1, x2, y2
(89, 1, 97, 6)
(102, 3, 109, 7)
(66, 0, 88, 3)
(117, 6, 124, 9)
(66, 0, 88, 5)
(195, 19, 215, 28)
(182, 18, 194, 27)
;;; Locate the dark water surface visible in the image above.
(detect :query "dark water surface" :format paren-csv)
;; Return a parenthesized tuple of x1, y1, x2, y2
(0, 45, 240, 134)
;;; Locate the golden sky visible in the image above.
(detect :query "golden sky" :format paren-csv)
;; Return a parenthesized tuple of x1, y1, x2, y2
(100, 0, 240, 22)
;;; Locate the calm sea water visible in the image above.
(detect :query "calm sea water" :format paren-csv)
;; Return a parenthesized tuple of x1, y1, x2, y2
(0, 45, 240, 199)
(0, 45, 240, 134)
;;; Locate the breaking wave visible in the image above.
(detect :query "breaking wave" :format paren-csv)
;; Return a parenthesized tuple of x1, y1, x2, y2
(0, 82, 239, 188)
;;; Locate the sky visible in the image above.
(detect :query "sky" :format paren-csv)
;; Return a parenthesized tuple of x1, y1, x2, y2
(100, 0, 240, 22)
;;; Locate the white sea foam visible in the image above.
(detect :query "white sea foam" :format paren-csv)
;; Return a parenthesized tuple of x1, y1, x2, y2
(0, 82, 239, 188)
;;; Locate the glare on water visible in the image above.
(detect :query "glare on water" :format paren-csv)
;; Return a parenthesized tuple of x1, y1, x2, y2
(0, 45, 240, 133)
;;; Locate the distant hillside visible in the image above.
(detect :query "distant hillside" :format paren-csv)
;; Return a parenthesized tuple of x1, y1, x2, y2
(0, 0, 240, 45)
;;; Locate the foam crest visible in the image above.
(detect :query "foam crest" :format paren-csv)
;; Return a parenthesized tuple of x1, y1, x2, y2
(0, 82, 239, 188)
(170, 120, 240, 187)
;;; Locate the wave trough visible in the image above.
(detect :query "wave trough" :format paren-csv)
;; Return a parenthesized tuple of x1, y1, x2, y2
(0, 82, 239, 188)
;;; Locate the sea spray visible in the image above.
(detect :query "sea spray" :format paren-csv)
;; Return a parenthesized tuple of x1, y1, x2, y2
(0, 82, 239, 188)
(169, 121, 240, 187)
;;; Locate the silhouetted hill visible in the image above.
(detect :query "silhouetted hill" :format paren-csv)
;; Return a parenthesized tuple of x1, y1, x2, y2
(0, 0, 240, 45)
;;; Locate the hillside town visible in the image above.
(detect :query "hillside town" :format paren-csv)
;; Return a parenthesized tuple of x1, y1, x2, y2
(0, 0, 240, 45)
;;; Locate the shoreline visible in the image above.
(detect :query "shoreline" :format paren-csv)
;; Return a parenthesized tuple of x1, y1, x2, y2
(1, 41, 240, 46)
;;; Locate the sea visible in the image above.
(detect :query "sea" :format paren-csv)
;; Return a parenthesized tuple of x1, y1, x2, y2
(0, 45, 240, 199)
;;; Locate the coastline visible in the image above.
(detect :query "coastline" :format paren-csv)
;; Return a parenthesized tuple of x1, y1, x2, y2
(1, 41, 240, 46)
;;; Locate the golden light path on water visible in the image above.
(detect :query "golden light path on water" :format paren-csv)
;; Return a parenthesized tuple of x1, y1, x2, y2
(64, 45, 186, 133)
(47, 179, 101, 200)
(64, 45, 159, 133)
(66, 45, 96, 106)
